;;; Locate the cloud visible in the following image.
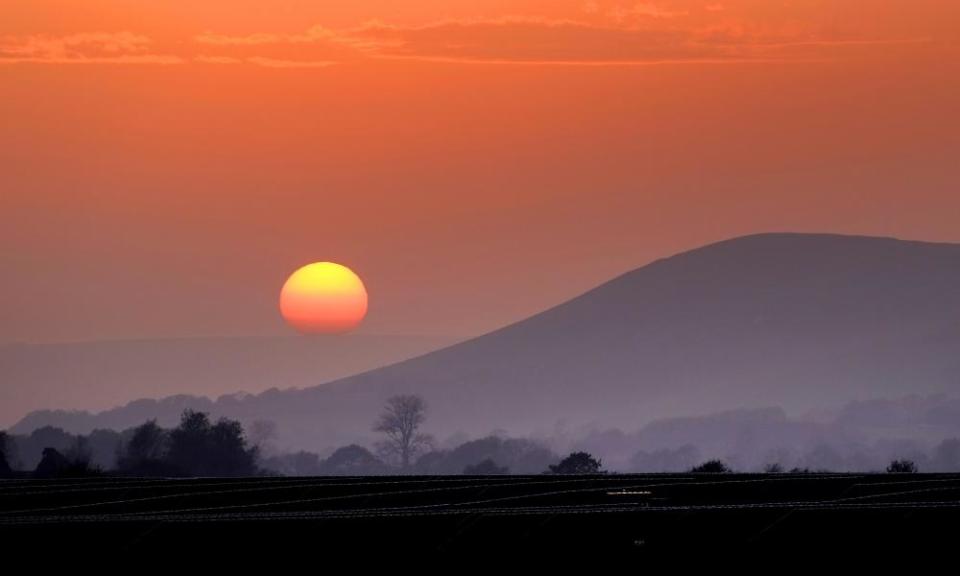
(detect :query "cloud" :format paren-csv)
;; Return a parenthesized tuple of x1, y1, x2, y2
(191, 17, 806, 66)
(188, 12, 937, 67)
(0, 32, 181, 65)
(7, 7, 936, 69)
(351, 19, 735, 64)
(193, 25, 370, 64)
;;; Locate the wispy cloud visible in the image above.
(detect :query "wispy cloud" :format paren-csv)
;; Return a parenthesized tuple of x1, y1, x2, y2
(2, 6, 939, 69)
(193, 17, 919, 67)
(0, 32, 181, 65)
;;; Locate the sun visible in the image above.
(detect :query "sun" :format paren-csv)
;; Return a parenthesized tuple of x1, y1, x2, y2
(279, 262, 368, 334)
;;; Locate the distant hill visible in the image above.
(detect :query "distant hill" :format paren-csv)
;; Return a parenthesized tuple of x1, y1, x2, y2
(1, 334, 455, 430)
(13, 234, 960, 453)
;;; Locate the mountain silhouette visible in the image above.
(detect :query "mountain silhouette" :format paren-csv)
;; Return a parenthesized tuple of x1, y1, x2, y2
(13, 233, 960, 452)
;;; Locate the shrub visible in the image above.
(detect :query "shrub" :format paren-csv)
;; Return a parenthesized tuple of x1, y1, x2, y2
(547, 451, 604, 474)
(690, 459, 730, 473)
(886, 459, 917, 474)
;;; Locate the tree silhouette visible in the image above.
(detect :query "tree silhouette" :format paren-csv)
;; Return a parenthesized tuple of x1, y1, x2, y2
(117, 420, 169, 474)
(690, 459, 730, 473)
(166, 409, 258, 476)
(886, 459, 917, 473)
(167, 410, 212, 475)
(33, 446, 101, 478)
(547, 452, 604, 474)
(34, 447, 70, 478)
(0, 431, 12, 476)
(207, 417, 259, 476)
(373, 394, 433, 469)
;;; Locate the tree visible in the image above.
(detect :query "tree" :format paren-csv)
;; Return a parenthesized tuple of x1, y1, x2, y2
(33, 446, 102, 478)
(547, 451, 604, 474)
(373, 394, 433, 469)
(34, 447, 70, 478)
(167, 409, 212, 475)
(0, 431, 12, 476)
(690, 459, 730, 473)
(207, 417, 259, 476)
(117, 420, 169, 474)
(167, 409, 259, 476)
(886, 459, 917, 473)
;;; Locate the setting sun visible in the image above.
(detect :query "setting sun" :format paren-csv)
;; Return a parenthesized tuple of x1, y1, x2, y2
(279, 262, 368, 334)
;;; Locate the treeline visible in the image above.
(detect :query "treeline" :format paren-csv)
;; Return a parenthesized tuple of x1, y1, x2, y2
(6, 391, 959, 478)
(0, 410, 260, 478)
(263, 435, 559, 476)
(0, 413, 569, 478)
(0, 409, 564, 478)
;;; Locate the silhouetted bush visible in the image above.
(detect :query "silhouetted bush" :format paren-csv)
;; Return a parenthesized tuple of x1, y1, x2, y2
(690, 459, 730, 473)
(463, 458, 509, 475)
(34, 447, 70, 477)
(547, 451, 604, 474)
(886, 459, 917, 473)
(763, 463, 784, 473)
(32, 446, 102, 478)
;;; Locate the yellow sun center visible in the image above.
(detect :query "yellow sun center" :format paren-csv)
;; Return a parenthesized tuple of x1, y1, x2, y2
(279, 262, 368, 333)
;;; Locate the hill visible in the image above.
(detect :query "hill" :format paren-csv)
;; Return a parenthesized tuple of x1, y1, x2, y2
(13, 233, 960, 452)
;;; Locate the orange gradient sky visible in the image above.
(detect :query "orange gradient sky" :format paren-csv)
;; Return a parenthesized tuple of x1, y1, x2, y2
(1, 1, 959, 343)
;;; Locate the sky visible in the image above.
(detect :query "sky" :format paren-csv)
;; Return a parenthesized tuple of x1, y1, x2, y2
(2, 0, 959, 345)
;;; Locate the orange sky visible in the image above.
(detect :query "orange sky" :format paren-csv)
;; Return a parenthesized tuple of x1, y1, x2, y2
(2, 1, 959, 343)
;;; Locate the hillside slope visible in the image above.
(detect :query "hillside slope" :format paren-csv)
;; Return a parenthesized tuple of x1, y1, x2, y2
(15, 233, 960, 452)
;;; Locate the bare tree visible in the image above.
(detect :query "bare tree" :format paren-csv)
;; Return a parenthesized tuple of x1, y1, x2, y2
(373, 394, 433, 469)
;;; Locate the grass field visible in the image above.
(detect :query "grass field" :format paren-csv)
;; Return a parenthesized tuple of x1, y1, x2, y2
(2, 473, 959, 553)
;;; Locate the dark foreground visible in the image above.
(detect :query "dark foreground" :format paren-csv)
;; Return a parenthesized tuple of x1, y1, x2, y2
(2, 473, 958, 554)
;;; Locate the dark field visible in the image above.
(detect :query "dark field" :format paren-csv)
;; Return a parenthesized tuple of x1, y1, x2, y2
(2, 473, 959, 554)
